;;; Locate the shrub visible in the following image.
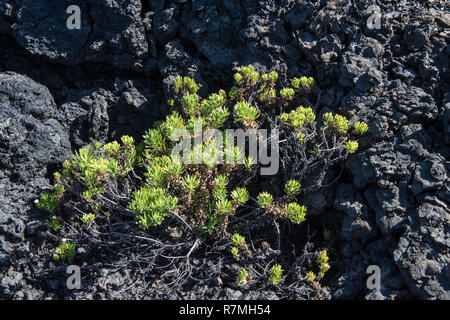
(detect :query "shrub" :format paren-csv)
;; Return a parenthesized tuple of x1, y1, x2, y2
(143, 128, 166, 155)
(292, 76, 314, 89)
(38, 64, 367, 293)
(54, 183, 66, 195)
(244, 156, 254, 169)
(182, 94, 200, 117)
(216, 198, 233, 215)
(174, 76, 199, 94)
(280, 87, 295, 100)
(234, 65, 259, 85)
(280, 106, 316, 130)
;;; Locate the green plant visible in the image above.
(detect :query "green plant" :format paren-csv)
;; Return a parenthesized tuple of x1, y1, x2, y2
(174, 76, 199, 94)
(212, 175, 229, 200)
(234, 73, 243, 83)
(354, 121, 369, 135)
(144, 155, 184, 188)
(128, 187, 178, 229)
(45, 64, 368, 291)
(144, 128, 166, 155)
(36, 191, 59, 214)
(233, 101, 260, 127)
(317, 250, 331, 278)
(103, 141, 120, 155)
(234, 65, 259, 84)
(231, 233, 246, 247)
(306, 271, 316, 283)
(344, 140, 359, 154)
(238, 268, 249, 285)
(231, 246, 239, 258)
(208, 107, 230, 129)
(54, 183, 65, 195)
(297, 132, 306, 144)
(54, 139, 138, 206)
(280, 106, 315, 130)
(284, 179, 302, 197)
(81, 213, 96, 224)
(231, 188, 249, 205)
(181, 174, 200, 192)
(291, 76, 314, 89)
(54, 171, 62, 181)
(216, 198, 233, 215)
(280, 87, 295, 99)
(291, 77, 301, 89)
(269, 264, 283, 285)
(182, 94, 200, 117)
(269, 71, 278, 81)
(201, 92, 225, 112)
(285, 202, 307, 224)
(46, 216, 62, 231)
(53, 242, 76, 262)
(161, 112, 186, 138)
(257, 192, 273, 209)
(244, 156, 254, 169)
(323, 112, 349, 134)
(228, 86, 238, 100)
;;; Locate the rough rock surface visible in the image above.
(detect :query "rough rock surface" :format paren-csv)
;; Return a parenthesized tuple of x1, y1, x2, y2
(0, 72, 71, 299)
(9, 0, 148, 69)
(0, 0, 449, 299)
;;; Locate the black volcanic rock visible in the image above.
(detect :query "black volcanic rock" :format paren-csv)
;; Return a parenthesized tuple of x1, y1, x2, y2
(9, 0, 148, 69)
(0, 72, 71, 299)
(0, 72, 71, 183)
(0, 0, 449, 300)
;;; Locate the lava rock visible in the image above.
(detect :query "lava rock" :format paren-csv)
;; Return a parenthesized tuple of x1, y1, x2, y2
(0, 72, 71, 183)
(393, 202, 450, 299)
(10, 0, 148, 70)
